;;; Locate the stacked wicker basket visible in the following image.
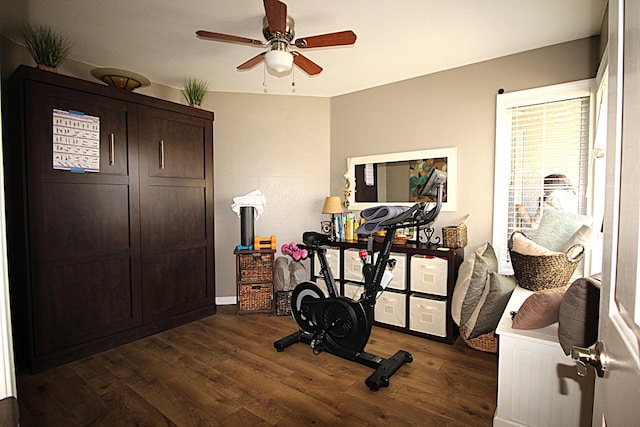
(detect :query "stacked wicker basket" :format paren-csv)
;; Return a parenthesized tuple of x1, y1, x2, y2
(235, 250, 275, 313)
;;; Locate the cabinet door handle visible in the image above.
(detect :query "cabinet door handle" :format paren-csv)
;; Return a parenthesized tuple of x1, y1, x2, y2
(159, 140, 165, 169)
(109, 133, 115, 166)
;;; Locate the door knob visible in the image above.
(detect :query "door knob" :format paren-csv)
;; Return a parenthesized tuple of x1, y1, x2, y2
(572, 341, 607, 378)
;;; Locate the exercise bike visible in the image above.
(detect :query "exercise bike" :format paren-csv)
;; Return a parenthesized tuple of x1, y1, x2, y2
(274, 170, 446, 391)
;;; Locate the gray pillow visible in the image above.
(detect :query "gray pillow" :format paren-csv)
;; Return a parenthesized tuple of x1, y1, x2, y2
(532, 208, 592, 252)
(558, 275, 601, 355)
(273, 257, 290, 292)
(289, 260, 307, 290)
(466, 272, 516, 339)
(451, 243, 498, 327)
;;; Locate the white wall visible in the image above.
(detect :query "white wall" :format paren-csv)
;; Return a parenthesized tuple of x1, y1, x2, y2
(202, 92, 330, 303)
(330, 37, 601, 255)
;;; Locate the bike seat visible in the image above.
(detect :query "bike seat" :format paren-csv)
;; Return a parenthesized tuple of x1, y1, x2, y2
(302, 231, 330, 248)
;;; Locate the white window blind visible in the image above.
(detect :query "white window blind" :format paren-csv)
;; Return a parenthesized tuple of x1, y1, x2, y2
(493, 80, 593, 274)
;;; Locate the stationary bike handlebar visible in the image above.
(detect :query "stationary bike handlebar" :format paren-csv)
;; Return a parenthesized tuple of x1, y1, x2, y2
(378, 202, 424, 228)
(302, 201, 436, 250)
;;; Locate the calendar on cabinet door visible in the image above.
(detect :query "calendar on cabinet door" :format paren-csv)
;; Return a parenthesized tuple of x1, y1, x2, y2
(52, 108, 100, 172)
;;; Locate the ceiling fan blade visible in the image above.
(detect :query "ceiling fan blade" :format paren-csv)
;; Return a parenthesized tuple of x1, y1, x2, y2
(294, 30, 357, 48)
(263, 0, 287, 35)
(292, 52, 322, 76)
(237, 52, 267, 70)
(196, 30, 264, 46)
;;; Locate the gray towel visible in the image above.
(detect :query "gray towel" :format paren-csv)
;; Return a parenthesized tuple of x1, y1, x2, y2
(355, 205, 409, 234)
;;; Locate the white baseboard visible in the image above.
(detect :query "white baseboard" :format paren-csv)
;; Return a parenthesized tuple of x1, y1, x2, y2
(216, 296, 237, 305)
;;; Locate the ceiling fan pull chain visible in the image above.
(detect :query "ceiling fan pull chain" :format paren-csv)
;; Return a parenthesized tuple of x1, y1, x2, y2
(263, 62, 268, 92)
(291, 66, 296, 90)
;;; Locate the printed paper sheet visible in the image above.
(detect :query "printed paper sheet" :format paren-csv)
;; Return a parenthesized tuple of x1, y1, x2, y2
(53, 109, 100, 172)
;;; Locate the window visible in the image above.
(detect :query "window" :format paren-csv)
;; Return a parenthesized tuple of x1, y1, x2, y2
(492, 79, 595, 274)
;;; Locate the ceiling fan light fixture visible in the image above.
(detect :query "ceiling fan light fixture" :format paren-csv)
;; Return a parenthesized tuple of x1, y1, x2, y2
(196, 0, 357, 77)
(265, 49, 293, 73)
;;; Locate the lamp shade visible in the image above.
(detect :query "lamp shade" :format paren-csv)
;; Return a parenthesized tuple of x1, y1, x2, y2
(322, 196, 343, 214)
(265, 49, 293, 73)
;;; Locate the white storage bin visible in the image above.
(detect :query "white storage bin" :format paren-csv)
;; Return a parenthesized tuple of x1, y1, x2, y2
(342, 282, 365, 301)
(409, 294, 447, 337)
(385, 252, 406, 290)
(374, 291, 406, 327)
(313, 277, 332, 297)
(410, 255, 448, 296)
(314, 247, 340, 279)
(360, 251, 407, 290)
(343, 248, 364, 281)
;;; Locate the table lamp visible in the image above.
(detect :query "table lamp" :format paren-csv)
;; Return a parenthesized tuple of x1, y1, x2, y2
(322, 196, 343, 241)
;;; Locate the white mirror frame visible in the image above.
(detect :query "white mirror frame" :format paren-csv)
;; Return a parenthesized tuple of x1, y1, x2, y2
(345, 147, 458, 212)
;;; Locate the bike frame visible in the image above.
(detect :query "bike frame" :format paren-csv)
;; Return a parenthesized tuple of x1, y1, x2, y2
(274, 197, 443, 391)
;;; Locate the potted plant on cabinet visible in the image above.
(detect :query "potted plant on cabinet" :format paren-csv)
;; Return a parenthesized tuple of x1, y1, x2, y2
(182, 77, 209, 108)
(23, 24, 71, 72)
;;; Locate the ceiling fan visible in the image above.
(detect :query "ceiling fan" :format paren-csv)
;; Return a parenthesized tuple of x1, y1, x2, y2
(196, 0, 357, 76)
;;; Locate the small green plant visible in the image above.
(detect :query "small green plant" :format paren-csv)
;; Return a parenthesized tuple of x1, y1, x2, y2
(183, 77, 209, 106)
(23, 24, 70, 68)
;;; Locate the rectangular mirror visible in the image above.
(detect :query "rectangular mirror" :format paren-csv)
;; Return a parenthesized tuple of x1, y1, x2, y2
(345, 147, 457, 211)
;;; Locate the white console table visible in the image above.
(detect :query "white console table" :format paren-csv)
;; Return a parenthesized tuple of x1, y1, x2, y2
(494, 286, 594, 427)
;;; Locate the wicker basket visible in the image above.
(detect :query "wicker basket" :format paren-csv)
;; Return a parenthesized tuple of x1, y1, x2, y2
(442, 223, 468, 248)
(373, 234, 409, 245)
(276, 290, 293, 316)
(239, 283, 272, 312)
(237, 251, 274, 283)
(460, 325, 498, 353)
(508, 231, 584, 291)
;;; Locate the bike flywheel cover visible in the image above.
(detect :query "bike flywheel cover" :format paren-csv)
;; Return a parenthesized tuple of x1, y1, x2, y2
(291, 282, 325, 333)
(322, 298, 370, 353)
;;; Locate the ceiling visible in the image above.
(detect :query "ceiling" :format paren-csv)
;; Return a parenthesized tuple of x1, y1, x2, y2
(1, 0, 607, 97)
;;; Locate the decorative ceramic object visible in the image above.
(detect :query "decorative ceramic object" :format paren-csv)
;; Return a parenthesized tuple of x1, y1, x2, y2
(23, 24, 70, 71)
(182, 77, 209, 107)
(90, 68, 151, 91)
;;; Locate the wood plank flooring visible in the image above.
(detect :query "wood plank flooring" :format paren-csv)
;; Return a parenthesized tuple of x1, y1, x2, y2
(16, 306, 498, 426)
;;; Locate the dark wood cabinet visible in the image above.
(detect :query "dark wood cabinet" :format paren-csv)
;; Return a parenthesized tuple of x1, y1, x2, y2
(311, 240, 463, 344)
(3, 65, 215, 371)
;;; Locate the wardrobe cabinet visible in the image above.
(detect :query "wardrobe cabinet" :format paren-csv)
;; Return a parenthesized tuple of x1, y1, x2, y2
(3, 65, 215, 371)
(138, 106, 214, 322)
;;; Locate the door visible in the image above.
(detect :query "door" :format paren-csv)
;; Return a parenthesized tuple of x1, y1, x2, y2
(23, 82, 142, 358)
(138, 105, 215, 321)
(592, 0, 640, 424)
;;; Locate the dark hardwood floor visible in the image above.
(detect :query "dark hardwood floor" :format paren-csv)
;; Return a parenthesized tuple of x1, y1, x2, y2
(16, 305, 498, 426)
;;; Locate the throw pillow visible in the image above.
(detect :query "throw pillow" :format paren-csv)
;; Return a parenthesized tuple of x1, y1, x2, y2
(289, 260, 307, 290)
(512, 287, 567, 330)
(273, 257, 290, 292)
(451, 243, 498, 327)
(511, 231, 560, 256)
(465, 271, 516, 339)
(531, 207, 592, 252)
(561, 224, 599, 252)
(558, 275, 601, 355)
